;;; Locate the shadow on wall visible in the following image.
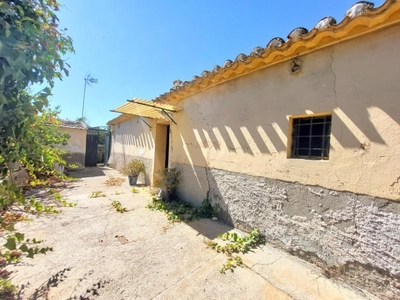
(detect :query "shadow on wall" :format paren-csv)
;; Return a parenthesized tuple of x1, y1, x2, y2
(108, 118, 155, 185)
(176, 27, 400, 161)
(172, 35, 400, 203)
(181, 77, 398, 160)
(114, 128, 154, 150)
(174, 92, 399, 202)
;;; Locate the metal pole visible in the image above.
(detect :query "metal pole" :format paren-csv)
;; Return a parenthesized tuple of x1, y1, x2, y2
(81, 77, 87, 119)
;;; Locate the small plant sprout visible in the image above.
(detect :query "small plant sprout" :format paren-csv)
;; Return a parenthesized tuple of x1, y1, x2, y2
(54, 193, 76, 207)
(89, 191, 106, 198)
(131, 187, 139, 194)
(111, 200, 128, 213)
(220, 256, 243, 273)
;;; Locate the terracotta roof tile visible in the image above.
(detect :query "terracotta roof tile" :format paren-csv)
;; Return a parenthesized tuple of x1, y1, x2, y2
(149, 0, 400, 106)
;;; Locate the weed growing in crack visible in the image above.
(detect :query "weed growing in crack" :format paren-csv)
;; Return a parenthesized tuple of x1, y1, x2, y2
(209, 228, 265, 254)
(131, 187, 139, 194)
(208, 228, 266, 273)
(89, 191, 106, 198)
(111, 201, 127, 213)
(54, 193, 76, 208)
(220, 255, 243, 273)
(146, 197, 219, 223)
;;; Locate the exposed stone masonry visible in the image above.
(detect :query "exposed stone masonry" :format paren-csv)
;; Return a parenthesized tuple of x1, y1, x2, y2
(206, 168, 400, 299)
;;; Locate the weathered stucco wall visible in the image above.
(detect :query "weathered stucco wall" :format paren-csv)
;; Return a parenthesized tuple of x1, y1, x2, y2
(108, 117, 155, 185)
(59, 128, 87, 168)
(171, 23, 400, 202)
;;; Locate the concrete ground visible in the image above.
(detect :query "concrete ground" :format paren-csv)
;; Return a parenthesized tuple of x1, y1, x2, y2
(7, 167, 377, 300)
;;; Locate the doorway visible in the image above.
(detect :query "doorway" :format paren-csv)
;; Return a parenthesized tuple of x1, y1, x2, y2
(85, 129, 98, 167)
(153, 124, 170, 184)
(85, 127, 111, 167)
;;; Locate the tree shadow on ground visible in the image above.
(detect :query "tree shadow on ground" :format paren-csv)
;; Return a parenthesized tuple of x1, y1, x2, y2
(66, 167, 106, 179)
(15, 267, 71, 300)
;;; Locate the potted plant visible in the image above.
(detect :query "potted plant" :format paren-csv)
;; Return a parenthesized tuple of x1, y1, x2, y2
(121, 159, 145, 186)
(155, 168, 181, 202)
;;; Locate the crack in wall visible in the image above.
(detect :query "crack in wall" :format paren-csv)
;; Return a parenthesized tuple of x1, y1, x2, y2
(329, 47, 338, 109)
(390, 176, 400, 187)
(205, 167, 211, 199)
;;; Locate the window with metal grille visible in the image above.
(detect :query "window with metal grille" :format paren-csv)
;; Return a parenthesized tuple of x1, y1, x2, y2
(290, 115, 332, 159)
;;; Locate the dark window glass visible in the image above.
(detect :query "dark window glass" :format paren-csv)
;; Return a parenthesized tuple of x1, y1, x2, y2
(291, 115, 332, 159)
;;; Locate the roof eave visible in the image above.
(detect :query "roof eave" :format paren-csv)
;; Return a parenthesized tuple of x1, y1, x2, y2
(153, 0, 400, 106)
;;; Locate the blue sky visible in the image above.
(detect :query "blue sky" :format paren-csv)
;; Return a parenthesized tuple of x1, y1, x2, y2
(49, 0, 384, 126)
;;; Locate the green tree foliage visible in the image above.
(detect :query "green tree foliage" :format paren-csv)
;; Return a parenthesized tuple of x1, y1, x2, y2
(19, 107, 70, 180)
(0, 3, 73, 293)
(0, 0, 74, 174)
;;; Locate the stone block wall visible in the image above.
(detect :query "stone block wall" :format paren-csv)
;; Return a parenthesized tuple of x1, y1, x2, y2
(206, 168, 400, 299)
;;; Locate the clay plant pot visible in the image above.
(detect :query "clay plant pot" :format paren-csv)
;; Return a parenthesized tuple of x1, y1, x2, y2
(128, 176, 138, 186)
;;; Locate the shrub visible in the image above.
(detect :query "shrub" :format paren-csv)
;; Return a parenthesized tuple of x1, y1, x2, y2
(121, 159, 145, 177)
(155, 168, 181, 193)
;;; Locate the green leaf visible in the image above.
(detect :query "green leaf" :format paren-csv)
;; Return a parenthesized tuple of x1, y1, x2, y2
(15, 232, 25, 242)
(5, 224, 15, 231)
(4, 237, 17, 251)
(15, 70, 25, 81)
(19, 243, 28, 252)
(21, 17, 36, 23)
(27, 248, 34, 258)
(0, 2, 12, 12)
(33, 101, 44, 111)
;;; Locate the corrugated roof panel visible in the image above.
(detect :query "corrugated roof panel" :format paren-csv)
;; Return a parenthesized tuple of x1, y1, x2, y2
(112, 98, 180, 121)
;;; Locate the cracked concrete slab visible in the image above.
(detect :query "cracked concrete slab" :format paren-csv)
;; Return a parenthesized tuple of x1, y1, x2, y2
(241, 245, 379, 300)
(6, 167, 376, 299)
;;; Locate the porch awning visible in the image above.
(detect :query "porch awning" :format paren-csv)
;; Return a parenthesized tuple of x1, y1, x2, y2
(112, 98, 181, 121)
(107, 114, 134, 126)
